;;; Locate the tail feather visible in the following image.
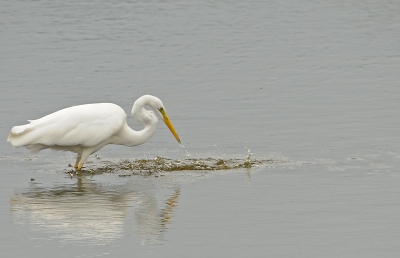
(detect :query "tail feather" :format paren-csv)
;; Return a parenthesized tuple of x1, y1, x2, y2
(7, 123, 36, 147)
(10, 124, 35, 135)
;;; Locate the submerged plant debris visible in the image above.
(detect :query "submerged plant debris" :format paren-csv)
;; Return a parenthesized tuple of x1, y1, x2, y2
(66, 156, 278, 176)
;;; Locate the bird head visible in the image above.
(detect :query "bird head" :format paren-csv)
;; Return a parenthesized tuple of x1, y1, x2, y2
(143, 95, 181, 144)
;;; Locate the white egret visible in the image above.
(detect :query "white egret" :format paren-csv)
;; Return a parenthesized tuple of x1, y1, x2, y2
(7, 95, 181, 170)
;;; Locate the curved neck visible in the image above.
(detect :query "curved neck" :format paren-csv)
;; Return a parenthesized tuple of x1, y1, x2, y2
(117, 96, 159, 147)
(116, 121, 157, 147)
(131, 95, 159, 120)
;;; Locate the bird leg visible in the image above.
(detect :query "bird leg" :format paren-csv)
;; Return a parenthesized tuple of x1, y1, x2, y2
(75, 149, 91, 171)
(74, 160, 79, 169)
(77, 163, 84, 171)
(74, 154, 82, 169)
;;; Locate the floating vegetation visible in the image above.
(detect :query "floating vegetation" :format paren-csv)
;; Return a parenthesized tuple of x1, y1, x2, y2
(66, 154, 278, 176)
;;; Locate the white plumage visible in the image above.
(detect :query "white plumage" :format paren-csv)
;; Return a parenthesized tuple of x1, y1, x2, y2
(7, 95, 181, 170)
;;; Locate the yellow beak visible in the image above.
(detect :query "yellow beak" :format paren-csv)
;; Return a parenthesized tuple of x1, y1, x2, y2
(162, 113, 181, 144)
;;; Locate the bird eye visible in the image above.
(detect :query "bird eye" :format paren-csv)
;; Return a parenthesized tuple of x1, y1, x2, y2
(158, 107, 167, 115)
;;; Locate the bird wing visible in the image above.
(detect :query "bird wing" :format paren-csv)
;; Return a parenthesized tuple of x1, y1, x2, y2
(8, 103, 126, 148)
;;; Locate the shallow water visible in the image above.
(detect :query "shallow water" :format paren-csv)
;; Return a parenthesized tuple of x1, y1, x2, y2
(1, 0, 400, 257)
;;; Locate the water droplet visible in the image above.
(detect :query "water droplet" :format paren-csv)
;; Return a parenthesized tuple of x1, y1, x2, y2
(179, 143, 191, 156)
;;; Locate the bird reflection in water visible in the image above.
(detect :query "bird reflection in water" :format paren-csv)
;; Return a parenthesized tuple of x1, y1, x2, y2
(10, 177, 180, 245)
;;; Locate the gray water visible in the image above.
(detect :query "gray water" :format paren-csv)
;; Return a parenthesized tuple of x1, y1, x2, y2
(1, 0, 400, 257)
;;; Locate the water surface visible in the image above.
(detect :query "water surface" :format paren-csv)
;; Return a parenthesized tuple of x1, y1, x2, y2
(1, 0, 400, 257)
